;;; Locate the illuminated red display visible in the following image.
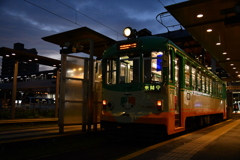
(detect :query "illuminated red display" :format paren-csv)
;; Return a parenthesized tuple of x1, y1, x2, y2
(119, 43, 137, 50)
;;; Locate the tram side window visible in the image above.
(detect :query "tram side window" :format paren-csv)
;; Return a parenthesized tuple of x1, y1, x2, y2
(209, 78, 212, 94)
(206, 77, 209, 93)
(212, 80, 217, 96)
(192, 67, 196, 90)
(175, 56, 179, 84)
(218, 83, 222, 98)
(106, 59, 116, 84)
(202, 74, 205, 93)
(185, 63, 190, 88)
(197, 70, 201, 91)
(169, 50, 173, 83)
(216, 82, 220, 97)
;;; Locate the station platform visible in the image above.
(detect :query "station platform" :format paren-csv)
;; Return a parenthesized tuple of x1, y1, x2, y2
(118, 114, 240, 160)
(1, 115, 240, 159)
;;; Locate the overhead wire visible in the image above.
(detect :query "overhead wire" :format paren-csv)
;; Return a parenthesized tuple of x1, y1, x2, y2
(156, 0, 184, 38)
(24, 0, 83, 27)
(56, 0, 121, 37)
(24, 0, 121, 39)
(158, 0, 165, 7)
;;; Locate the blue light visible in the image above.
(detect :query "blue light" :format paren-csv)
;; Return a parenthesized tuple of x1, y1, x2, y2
(157, 57, 162, 71)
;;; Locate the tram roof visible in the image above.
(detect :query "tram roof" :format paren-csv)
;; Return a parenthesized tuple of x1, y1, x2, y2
(165, 0, 240, 81)
(0, 47, 61, 68)
(42, 27, 116, 59)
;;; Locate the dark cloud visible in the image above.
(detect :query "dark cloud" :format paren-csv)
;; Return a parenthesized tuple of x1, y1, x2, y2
(0, 0, 187, 71)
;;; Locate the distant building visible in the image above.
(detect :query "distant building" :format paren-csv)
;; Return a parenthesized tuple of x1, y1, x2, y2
(1, 43, 39, 76)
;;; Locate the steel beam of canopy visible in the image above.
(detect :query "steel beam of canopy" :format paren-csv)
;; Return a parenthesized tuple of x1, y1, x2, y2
(88, 39, 94, 132)
(0, 47, 61, 68)
(11, 61, 18, 119)
(58, 53, 66, 133)
(55, 70, 60, 118)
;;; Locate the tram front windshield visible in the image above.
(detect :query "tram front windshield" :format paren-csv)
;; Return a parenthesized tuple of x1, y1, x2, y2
(104, 51, 163, 85)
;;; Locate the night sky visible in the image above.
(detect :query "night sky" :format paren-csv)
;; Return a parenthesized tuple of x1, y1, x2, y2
(0, 0, 187, 71)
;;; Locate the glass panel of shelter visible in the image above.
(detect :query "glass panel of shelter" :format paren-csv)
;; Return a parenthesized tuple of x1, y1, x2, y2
(60, 55, 102, 128)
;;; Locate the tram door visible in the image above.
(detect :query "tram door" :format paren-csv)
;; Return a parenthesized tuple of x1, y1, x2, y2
(174, 56, 181, 127)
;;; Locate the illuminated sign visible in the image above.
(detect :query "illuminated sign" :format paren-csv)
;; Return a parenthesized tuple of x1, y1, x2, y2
(143, 84, 161, 91)
(119, 43, 137, 50)
(227, 86, 240, 90)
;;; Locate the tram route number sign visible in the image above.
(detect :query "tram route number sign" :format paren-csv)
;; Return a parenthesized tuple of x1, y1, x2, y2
(143, 84, 161, 91)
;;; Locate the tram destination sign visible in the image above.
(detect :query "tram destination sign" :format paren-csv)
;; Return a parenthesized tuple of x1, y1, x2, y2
(118, 42, 137, 50)
(143, 84, 161, 91)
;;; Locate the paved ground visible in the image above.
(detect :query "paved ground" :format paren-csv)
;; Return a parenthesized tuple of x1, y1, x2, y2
(118, 114, 240, 160)
(1, 114, 240, 160)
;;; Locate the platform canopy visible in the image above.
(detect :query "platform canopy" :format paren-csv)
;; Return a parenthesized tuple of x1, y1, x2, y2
(42, 27, 116, 58)
(0, 47, 61, 68)
(165, 0, 240, 81)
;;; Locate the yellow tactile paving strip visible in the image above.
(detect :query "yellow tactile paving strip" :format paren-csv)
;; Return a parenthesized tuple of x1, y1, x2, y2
(118, 119, 240, 160)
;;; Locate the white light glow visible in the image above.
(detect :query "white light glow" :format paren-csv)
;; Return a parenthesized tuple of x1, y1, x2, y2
(197, 14, 203, 18)
(123, 28, 131, 37)
(207, 29, 212, 32)
(151, 51, 163, 57)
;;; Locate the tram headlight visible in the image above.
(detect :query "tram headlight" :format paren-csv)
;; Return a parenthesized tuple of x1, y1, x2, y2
(157, 100, 163, 111)
(107, 101, 114, 110)
(123, 27, 136, 38)
(102, 100, 107, 109)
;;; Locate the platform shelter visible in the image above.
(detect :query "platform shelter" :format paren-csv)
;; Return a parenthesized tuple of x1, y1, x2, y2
(42, 27, 115, 133)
